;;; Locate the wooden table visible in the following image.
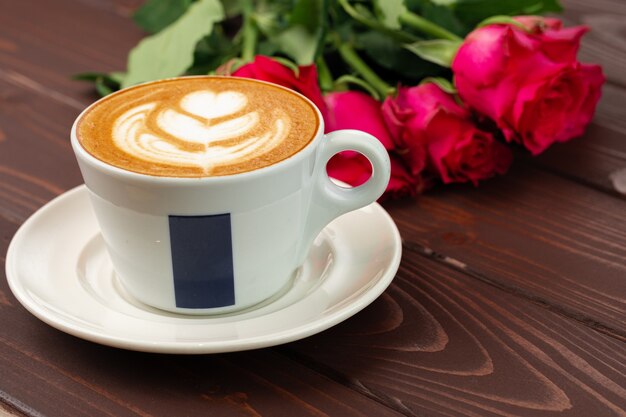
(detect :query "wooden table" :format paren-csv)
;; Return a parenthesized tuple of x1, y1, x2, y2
(1, 0, 625, 416)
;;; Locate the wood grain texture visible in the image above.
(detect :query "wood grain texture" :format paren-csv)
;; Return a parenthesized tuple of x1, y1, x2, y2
(0, 81, 81, 224)
(531, 122, 626, 195)
(73, 0, 143, 17)
(0, 0, 139, 210)
(0, 339, 404, 417)
(385, 165, 626, 340)
(0, 344, 404, 417)
(0, 0, 143, 102)
(285, 252, 626, 417)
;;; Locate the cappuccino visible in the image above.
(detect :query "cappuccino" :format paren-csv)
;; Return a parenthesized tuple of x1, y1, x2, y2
(77, 77, 319, 177)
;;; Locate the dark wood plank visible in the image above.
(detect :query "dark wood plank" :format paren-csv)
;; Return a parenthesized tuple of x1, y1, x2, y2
(73, 0, 142, 17)
(0, 344, 404, 417)
(284, 251, 626, 417)
(0, 0, 142, 206)
(0, 0, 143, 103)
(385, 165, 626, 340)
(0, 342, 404, 417)
(531, 122, 626, 195)
(0, 79, 81, 224)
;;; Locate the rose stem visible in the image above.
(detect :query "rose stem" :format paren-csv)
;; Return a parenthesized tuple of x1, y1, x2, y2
(337, 0, 417, 44)
(336, 42, 394, 98)
(399, 11, 461, 41)
(240, 0, 258, 62)
(316, 56, 334, 92)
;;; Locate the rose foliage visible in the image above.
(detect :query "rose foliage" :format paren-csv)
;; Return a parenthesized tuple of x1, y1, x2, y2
(78, 0, 604, 200)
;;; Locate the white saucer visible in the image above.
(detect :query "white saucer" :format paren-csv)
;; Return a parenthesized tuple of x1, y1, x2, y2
(6, 185, 401, 354)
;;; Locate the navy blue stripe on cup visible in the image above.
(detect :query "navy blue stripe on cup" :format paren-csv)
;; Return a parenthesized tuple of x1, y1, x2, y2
(168, 214, 235, 309)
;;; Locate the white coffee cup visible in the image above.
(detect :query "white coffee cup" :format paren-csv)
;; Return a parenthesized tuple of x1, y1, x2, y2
(71, 79, 391, 315)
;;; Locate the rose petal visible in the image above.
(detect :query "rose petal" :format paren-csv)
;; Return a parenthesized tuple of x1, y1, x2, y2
(325, 91, 394, 150)
(452, 26, 512, 87)
(541, 26, 588, 63)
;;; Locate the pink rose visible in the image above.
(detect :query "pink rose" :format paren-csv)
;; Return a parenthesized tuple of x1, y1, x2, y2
(325, 91, 394, 150)
(232, 55, 327, 118)
(383, 83, 512, 185)
(452, 17, 605, 155)
(324, 91, 423, 198)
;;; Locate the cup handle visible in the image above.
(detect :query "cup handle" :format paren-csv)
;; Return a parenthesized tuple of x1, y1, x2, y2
(295, 129, 391, 264)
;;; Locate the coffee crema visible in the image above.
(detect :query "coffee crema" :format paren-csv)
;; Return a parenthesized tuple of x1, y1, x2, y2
(77, 77, 320, 177)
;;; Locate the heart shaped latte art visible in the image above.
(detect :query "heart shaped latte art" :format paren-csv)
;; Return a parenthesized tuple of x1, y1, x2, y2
(112, 90, 289, 173)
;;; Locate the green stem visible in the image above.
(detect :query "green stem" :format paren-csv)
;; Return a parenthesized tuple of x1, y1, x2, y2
(240, 0, 258, 62)
(334, 75, 382, 100)
(338, 0, 417, 43)
(399, 11, 461, 41)
(316, 56, 334, 92)
(337, 42, 393, 98)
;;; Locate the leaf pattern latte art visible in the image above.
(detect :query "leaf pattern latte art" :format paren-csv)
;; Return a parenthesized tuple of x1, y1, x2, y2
(113, 89, 289, 173)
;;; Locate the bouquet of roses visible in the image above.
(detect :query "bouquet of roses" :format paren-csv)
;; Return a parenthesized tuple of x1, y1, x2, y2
(78, 0, 604, 200)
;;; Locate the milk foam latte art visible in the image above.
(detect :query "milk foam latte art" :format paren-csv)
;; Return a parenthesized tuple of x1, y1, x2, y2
(77, 77, 319, 177)
(115, 90, 287, 172)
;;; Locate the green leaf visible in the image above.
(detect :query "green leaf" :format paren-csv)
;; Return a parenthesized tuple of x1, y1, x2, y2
(337, 0, 418, 43)
(404, 0, 424, 10)
(133, 0, 193, 34)
(353, 3, 376, 20)
(273, 26, 319, 64)
(187, 30, 238, 75)
(429, 0, 562, 27)
(271, 0, 327, 64)
(95, 78, 115, 96)
(374, 0, 407, 29)
(290, 0, 324, 32)
(221, 0, 243, 17)
(254, 11, 282, 37)
(257, 40, 280, 56)
(357, 31, 443, 80)
(428, 0, 456, 5)
(404, 39, 462, 67)
(74, 72, 122, 96)
(420, 76, 456, 94)
(73, 72, 109, 82)
(122, 0, 224, 88)
(109, 71, 126, 84)
(420, 2, 468, 36)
